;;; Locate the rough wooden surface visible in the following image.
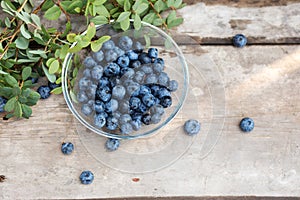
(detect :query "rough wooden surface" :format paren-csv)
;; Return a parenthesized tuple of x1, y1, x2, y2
(1, 1, 300, 199)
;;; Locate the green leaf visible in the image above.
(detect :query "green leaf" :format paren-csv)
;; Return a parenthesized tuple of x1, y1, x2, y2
(67, 33, 77, 43)
(70, 90, 78, 103)
(174, 0, 183, 8)
(41, 0, 55, 10)
(166, 10, 176, 24)
(21, 88, 31, 98)
(4, 17, 11, 28)
(93, 0, 107, 5)
(167, 17, 183, 28)
(5, 75, 18, 87)
(14, 101, 22, 118)
(15, 36, 29, 50)
(51, 86, 62, 94)
(120, 17, 130, 31)
(135, 3, 148, 14)
(124, 0, 131, 11)
(20, 24, 31, 39)
(42, 63, 56, 83)
(134, 14, 141, 30)
(0, 87, 13, 99)
(154, 0, 167, 12)
(90, 16, 108, 25)
(44, 5, 61, 20)
(153, 18, 163, 26)
(116, 11, 131, 22)
(21, 104, 32, 118)
(56, 77, 62, 84)
(22, 67, 32, 80)
(0, 69, 8, 75)
(4, 97, 17, 112)
(90, 35, 111, 52)
(28, 50, 47, 58)
(31, 13, 41, 29)
(68, 44, 82, 53)
(60, 20, 72, 38)
(94, 5, 110, 17)
(12, 86, 21, 96)
(86, 23, 96, 40)
(116, 0, 124, 6)
(59, 44, 69, 60)
(144, 34, 151, 48)
(142, 12, 155, 24)
(49, 60, 60, 74)
(46, 58, 56, 67)
(78, 36, 90, 48)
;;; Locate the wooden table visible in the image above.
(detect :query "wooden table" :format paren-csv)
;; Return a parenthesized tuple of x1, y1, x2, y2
(1, 1, 300, 199)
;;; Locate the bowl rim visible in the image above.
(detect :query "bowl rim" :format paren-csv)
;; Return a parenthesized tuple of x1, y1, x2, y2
(62, 20, 189, 140)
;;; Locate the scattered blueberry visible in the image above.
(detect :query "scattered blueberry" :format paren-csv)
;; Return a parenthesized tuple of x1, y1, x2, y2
(79, 170, 94, 185)
(239, 117, 254, 132)
(184, 119, 201, 136)
(105, 138, 120, 151)
(0, 96, 7, 113)
(61, 142, 74, 155)
(232, 34, 247, 48)
(118, 36, 133, 51)
(148, 48, 158, 58)
(37, 85, 51, 99)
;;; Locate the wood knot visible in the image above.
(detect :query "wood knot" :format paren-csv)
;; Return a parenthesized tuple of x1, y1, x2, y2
(0, 175, 6, 182)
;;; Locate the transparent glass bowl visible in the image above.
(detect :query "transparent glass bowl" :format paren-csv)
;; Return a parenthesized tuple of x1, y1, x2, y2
(62, 21, 189, 140)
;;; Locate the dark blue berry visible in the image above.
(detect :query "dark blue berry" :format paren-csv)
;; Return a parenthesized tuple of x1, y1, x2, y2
(98, 77, 110, 87)
(95, 86, 111, 102)
(233, 34, 247, 48)
(142, 114, 151, 125)
(142, 93, 156, 108)
(118, 36, 133, 51)
(148, 48, 158, 58)
(136, 103, 148, 114)
(139, 85, 151, 96)
(131, 112, 143, 121)
(127, 50, 139, 60)
(37, 85, 51, 99)
(61, 142, 74, 155)
(106, 116, 119, 131)
(0, 96, 7, 112)
(94, 100, 105, 113)
(239, 117, 254, 132)
(29, 77, 38, 84)
(139, 52, 152, 64)
(153, 58, 164, 66)
(104, 62, 120, 77)
(94, 112, 107, 128)
(130, 60, 141, 69)
(184, 119, 201, 136)
(160, 96, 172, 108)
(157, 87, 171, 99)
(79, 170, 94, 185)
(117, 55, 130, 68)
(150, 84, 160, 96)
(105, 138, 120, 151)
(129, 97, 141, 110)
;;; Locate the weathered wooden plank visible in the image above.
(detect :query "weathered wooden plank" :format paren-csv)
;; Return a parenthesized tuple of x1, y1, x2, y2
(184, 0, 300, 7)
(176, 2, 300, 43)
(1, 45, 300, 199)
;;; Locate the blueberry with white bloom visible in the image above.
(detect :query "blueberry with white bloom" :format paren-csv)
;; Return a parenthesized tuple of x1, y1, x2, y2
(150, 104, 165, 116)
(95, 85, 111, 102)
(145, 74, 158, 84)
(120, 123, 133, 134)
(61, 142, 74, 155)
(127, 50, 139, 60)
(141, 64, 153, 74)
(81, 103, 93, 116)
(104, 62, 120, 77)
(105, 138, 120, 151)
(106, 116, 119, 131)
(94, 112, 107, 128)
(184, 119, 201, 136)
(117, 54, 130, 68)
(78, 77, 91, 91)
(131, 119, 142, 131)
(239, 117, 254, 132)
(94, 100, 105, 113)
(168, 80, 178, 92)
(158, 72, 169, 86)
(232, 34, 247, 48)
(102, 40, 115, 50)
(92, 50, 104, 62)
(77, 91, 88, 103)
(148, 48, 158, 58)
(79, 170, 94, 185)
(153, 63, 164, 73)
(91, 65, 103, 81)
(142, 93, 156, 108)
(134, 70, 145, 83)
(105, 49, 118, 62)
(151, 113, 161, 124)
(133, 41, 144, 52)
(37, 85, 51, 99)
(130, 60, 141, 69)
(118, 36, 133, 51)
(83, 57, 97, 68)
(104, 99, 118, 113)
(119, 114, 132, 125)
(112, 85, 126, 100)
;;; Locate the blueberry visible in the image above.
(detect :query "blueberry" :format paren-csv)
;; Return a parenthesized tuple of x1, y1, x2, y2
(83, 57, 97, 68)
(86, 84, 97, 99)
(61, 142, 74, 155)
(135, 103, 148, 114)
(150, 84, 160, 96)
(142, 113, 151, 125)
(131, 112, 143, 121)
(105, 49, 118, 62)
(120, 123, 133, 134)
(150, 104, 165, 116)
(95, 85, 111, 102)
(141, 64, 153, 74)
(81, 103, 93, 116)
(119, 114, 132, 124)
(82, 68, 91, 78)
(130, 60, 141, 69)
(151, 113, 161, 124)
(129, 96, 141, 110)
(153, 63, 164, 73)
(102, 40, 115, 50)
(37, 85, 51, 99)
(131, 119, 142, 131)
(105, 138, 120, 151)
(112, 85, 126, 100)
(77, 91, 88, 103)
(139, 85, 151, 96)
(239, 117, 254, 132)
(145, 74, 158, 84)
(117, 55, 130, 68)
(153, 58, 164, 66)
(113, 46, 125, 57)
(134, 70, 145, 83)
(168, 80, 178, 92)
(106, 116, 119, 131)
(112, 111, 121, 120)
(78, 77, 92, 91)
(139, 52, 152, 64)
(29, 77, 38, 84)
(91, 65, 104, 81)
(87, 100, 95, 110)
(127, 50, 139, 60)
(160, 96, 172, 108)
(126, 82, 140, 96)
(119, 100, 130, 114)
(118, 36, 133, 51)
(104, 62, 120, 77)
(184, 119, 201, 136)
(109, 77, 121, 88)
(133, 41, 144, 52)
(232, 34, 247, 48)
(104, 99, 118, 113)
(48, 82, 60, 90)
(148, 48, 158, 58)
(142, 93, 156, 108)
(0, 96, 7, 112)
(98, 77, 110, 87)
(79, 170, 94, 185)
(120, 68, 134, 79)
(92, 50, 104, 62)
(158, 72, 169, 86)
(157, 87, 171, 99)
(94, 112, 107, 128)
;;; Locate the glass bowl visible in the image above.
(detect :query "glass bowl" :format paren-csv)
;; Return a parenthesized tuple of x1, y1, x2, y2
(62, 21, 189, 140)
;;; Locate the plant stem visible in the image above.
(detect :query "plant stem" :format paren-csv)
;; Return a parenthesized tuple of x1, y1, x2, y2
(147, 0, 168, 29)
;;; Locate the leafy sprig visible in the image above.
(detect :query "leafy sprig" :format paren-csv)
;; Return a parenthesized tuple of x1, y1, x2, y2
(0, 0, 185, 119)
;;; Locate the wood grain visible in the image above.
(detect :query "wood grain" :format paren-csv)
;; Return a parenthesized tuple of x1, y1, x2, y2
(1, 45, 300, 199)
(184, 0, 300, 7)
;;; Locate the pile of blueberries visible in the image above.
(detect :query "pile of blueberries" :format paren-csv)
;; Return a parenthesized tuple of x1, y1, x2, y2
(76, 36, 179, 135)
